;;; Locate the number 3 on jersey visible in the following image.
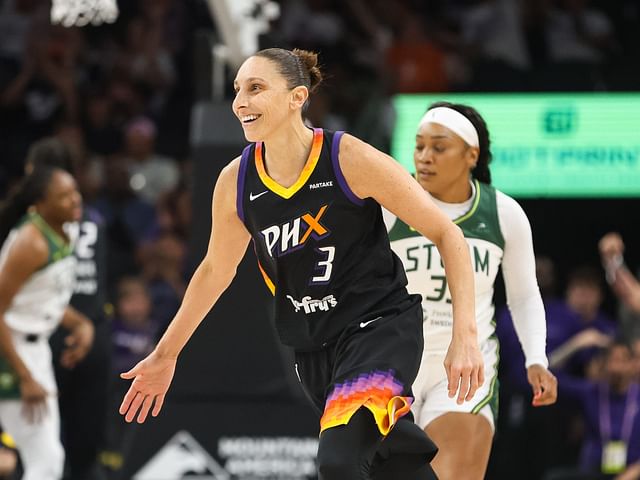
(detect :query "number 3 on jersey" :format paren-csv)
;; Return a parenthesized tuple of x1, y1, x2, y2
(311, 246, 335, 284)
(427, 275, 452, 304)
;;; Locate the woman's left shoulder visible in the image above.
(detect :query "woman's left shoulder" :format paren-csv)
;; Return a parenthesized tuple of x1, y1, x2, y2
(494, 189, 532, 234)
(494, 189, 524, 212)
(336, 133, 378, 160)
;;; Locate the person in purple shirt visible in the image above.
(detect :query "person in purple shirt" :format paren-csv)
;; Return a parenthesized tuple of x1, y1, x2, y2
(492, 263, 618, 479)
(110, 277, 158, 376)
(498, 264, 617, 393)
(104, 276, 159, 477)
(546, 266, 617, 373)
(550, 340, 640, 480)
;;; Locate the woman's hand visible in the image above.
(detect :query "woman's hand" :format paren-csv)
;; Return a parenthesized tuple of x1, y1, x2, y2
(20, 375, 48, 423)
(119, 351, 177, 423)
(444, 335, 484, 405)
(527, 364, 558, 407)
(60, 320, 94, 369)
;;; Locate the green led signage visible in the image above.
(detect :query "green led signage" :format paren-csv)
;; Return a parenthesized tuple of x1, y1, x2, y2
(391, 93, 640, 197)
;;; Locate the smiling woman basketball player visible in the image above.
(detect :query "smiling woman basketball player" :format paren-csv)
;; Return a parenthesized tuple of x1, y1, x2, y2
(119, 49, 484, 479)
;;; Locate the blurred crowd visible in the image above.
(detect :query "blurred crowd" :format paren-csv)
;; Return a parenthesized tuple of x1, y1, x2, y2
(0, 0, 639, 479)
(266, 0, 640, 150)
(493, 246, 640, 480)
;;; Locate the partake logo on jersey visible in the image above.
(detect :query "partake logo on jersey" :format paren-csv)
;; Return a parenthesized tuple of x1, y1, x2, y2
(261, 204, 330, 257)
(309, 181, 333, 190)
(286, 294, 338, 314)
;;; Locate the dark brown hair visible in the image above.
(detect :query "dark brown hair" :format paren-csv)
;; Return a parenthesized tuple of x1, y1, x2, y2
(254, 48, 323, 95)
(428, 101, 493, 185)
(25, 137, 75, 175)
(0, 166, 59, 245)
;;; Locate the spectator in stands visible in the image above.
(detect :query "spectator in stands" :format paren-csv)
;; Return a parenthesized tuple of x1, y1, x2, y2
(123, 116, 180, 204)
(105, 276, 158, 479)
(458, 0, 531, 90)
(92, 155, 158, 289)
(156, 184, 191, 242)
(384, 4, 448, 93)
(546, 0, 615, 65)
(599, 233, 640, 315)
(81, 86, 122, 156)
(0, 17, 84, 186)
(547, 266, 617, 375)
(139, 232, 186, 333)
(547, 340, 640, 480)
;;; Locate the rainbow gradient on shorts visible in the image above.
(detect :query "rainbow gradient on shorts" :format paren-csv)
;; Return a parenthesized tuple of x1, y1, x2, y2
(320, 369, 412, 436)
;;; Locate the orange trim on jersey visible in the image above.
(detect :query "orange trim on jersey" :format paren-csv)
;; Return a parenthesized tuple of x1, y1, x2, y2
(255, 128, 324, 199)
(257, 260, 276, 296)
(299, 204, 328, 244)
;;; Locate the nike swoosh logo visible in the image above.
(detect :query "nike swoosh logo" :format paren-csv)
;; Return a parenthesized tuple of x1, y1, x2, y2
(249, 191, 269, 201)
(360, 316, 383, 329)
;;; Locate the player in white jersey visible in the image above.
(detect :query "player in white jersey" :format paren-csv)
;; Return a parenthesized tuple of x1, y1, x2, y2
(0, 165, 94, 480)
(387, 102, 558, 479)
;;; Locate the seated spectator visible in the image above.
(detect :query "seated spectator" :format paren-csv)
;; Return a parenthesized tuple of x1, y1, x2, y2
(92, 155, 158, 287)
(113, 13, 176, 116)
(124, 116, 180, 204)
(538, 0, 616, 91)
(497, 255, 561, 393)
(547, 340, 640, 480)
(139, 232, 187, 333)
(492, 256, 569, 480)
(156, 184, 191, 242)
(0, 18, 84, 183)
(495, 262, 617, 478)
(459, 0, 531, 90)
(546, 0, 615, 65)
(547, 265, 617, 375)
(105, 276, 159, 478)
(81, 86, 123, 156)
(384, 6, 448, 93)
(110, 276, 159, 377)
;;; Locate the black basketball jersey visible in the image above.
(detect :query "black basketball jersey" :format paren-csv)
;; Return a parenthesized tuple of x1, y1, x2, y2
(68, 207, 107, 324)
(237, 128, 410, 350)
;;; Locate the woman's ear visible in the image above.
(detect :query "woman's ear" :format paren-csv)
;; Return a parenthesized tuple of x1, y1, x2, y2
(467, 146, 480, 169)
(290, 86, 309, 110)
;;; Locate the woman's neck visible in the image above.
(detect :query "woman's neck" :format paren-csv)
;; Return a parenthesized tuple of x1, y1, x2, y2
(35, 211, 68, 242)
(262, 121, 314, 185)
(431, 178, 474, 204)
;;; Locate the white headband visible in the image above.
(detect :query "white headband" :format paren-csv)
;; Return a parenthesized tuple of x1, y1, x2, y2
(419, 107, 479, 148)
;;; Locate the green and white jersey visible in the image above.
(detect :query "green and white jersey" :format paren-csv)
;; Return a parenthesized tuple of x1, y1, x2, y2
(387, 180, 547, 366)
(0, 213, 76, 336)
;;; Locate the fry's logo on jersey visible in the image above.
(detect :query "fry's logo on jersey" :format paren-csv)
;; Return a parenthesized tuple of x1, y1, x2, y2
(261, 205, 330, 257)
(286, 294, 338, 314)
